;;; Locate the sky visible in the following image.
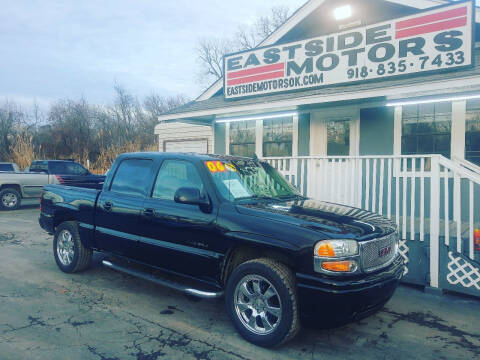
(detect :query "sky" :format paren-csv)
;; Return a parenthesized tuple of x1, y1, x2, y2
(0, 0, 306, 108)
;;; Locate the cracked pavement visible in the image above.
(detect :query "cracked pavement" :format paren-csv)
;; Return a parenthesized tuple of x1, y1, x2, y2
(1, 205, 479, 360)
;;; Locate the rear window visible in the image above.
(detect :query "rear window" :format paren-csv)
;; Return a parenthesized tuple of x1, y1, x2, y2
(110, 159, 153, 197)
(0, 164, 14, 171)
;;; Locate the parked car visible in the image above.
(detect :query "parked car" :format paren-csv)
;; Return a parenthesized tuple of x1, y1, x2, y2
(39, 152, 403, 347)
(0, 160, 105, 210)
(0, 162, 20, 172)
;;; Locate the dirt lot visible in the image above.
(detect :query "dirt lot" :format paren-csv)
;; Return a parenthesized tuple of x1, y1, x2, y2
(1, 205, 480, 360)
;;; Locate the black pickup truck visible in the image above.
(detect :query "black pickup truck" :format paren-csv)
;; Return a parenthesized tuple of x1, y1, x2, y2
(39, 152, 403, 347)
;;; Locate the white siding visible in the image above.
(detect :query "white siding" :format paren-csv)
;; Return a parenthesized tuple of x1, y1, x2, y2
(165, 139, 208, 153)
(155, 121, 213, 153)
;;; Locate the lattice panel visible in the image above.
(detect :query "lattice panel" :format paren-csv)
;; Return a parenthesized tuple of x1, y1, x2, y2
(446, 252, 480, 291)
(398, 239, 409, 275)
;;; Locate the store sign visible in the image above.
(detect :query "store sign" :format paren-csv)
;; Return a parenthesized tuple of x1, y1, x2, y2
(224, 1, 474, 99)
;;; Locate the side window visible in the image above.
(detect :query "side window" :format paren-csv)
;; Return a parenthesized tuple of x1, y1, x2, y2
(49, 162, 88, 175)
(66, 163, 88, 175)
(48, 162, 68, 174)
(30, 161, 48, 173)
(110, 159, 153, 197)
(152, 160, 204, 201)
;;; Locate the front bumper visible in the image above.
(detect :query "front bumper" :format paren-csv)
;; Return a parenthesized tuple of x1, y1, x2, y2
(296, 255, 404, 327)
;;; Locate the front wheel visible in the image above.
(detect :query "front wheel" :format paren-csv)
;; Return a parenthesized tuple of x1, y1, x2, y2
(0, 188, 21, 210)
(225, 258, 300, 347)
(53, 221, 92, 273)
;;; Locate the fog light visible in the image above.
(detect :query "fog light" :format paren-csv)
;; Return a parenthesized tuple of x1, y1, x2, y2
(322, 260, 358, 272)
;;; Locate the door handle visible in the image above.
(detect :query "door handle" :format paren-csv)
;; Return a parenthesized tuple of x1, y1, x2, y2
(143, 208, 155, 217)
(103, 201, 113, 211)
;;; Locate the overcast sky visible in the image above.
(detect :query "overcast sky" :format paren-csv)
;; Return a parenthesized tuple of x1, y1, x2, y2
(0, 0, 306, 108)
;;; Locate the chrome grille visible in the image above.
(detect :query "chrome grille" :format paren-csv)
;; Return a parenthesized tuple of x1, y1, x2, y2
(361, 232, 398, 273)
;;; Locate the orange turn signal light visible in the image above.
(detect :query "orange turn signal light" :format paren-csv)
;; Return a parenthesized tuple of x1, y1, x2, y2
(316, 242, 335, 257)
(321, 260, 356, 272)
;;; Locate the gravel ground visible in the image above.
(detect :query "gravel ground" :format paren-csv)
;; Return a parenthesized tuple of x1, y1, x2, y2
(0, 205, 479, 360)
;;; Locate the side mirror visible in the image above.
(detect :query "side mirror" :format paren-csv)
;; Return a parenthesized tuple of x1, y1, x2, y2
(174, 187, 209, 206)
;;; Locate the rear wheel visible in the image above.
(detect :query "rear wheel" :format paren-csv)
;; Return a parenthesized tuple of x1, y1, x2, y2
(0, 188, 21, 210)
(225, 258, 299, 347)
(53, 221, 92, 273)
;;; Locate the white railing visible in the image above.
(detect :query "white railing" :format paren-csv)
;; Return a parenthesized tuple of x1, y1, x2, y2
(264, 155, 480, 291)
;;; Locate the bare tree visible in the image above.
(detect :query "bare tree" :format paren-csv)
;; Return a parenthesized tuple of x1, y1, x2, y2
(0, 85, 188, 168)
(197, 38, 236, 85)
(196, 6, 291, 86)
(143, 93, 189, 118)
(0, 101, 27, 160)
(237, 6, 290, 49)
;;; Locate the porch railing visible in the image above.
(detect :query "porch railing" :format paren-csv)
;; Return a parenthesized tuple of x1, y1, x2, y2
(263, 155, 480, 295)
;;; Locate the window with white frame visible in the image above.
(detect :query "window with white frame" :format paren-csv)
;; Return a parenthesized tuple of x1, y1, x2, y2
(401, 102, 451, 158)
(262, 117, 293, 157)
(466, 99, 480, 166)
(327, 119, 350, 156)
(229, 121, 255, 157)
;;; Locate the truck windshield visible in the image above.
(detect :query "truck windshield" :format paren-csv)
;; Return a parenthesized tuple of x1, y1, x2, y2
(205, 159, 301, 201)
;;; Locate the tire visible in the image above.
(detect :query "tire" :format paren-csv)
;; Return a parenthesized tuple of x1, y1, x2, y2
(225, 258, 300, 347)
(0, 188, 21, 210)
(53, 221, 92, 273)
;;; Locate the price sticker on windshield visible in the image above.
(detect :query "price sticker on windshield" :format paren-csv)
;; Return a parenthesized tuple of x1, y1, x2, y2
(205, 161, 226, 173)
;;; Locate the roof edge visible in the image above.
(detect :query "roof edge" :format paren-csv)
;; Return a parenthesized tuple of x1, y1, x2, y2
(159, 74, 480, 121)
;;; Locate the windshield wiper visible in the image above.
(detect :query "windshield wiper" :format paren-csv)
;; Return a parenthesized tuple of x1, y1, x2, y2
(234, 194, 278, 201)
(277, 194, 304, 200)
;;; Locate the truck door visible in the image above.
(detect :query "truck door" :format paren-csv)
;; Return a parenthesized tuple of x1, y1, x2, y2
(138, 159, 221, 282)
(95, 158, 155, 256)
(25, 161, 49, 197)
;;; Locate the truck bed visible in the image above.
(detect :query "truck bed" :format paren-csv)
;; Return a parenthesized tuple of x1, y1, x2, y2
(40, 184, 101, 241)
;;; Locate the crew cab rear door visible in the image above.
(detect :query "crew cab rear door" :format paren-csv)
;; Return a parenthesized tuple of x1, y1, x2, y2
(95, 158, 155, 256)
(137, 158, 221, 282)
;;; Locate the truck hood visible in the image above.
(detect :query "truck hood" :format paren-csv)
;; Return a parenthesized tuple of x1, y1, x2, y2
(235, 198, 396, 241)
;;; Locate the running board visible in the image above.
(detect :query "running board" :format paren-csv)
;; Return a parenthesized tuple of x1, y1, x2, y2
(102, 260, 223, 299)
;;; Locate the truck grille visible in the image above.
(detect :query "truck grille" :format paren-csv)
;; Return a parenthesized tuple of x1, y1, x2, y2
(361, 232, 398, 273)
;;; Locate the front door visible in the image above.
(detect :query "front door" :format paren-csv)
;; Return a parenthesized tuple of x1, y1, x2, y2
(137, 159, 221, 283)
(95, 158, 155, 256)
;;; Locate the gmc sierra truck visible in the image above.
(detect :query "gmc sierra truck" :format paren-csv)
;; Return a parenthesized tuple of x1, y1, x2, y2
(39, 152, 403, 347)
(0, 159, 104, 210)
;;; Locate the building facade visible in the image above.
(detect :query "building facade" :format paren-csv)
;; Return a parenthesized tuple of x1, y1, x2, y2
(156, 0, 480, 297)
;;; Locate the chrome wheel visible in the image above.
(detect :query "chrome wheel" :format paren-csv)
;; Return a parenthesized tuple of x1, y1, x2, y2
(57, 230, 75, 266)
(2, 192, 18, 208)
(234, 274, 282, 335)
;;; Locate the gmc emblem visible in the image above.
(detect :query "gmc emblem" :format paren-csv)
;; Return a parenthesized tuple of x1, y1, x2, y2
(379, 245, 392, 258)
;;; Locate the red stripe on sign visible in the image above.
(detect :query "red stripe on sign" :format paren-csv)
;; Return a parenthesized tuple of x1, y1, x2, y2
(227, 63, 284, 79)
(396, 6, 467, 30)
(227, 71, 284, 86)
(395, 16, 467, 39)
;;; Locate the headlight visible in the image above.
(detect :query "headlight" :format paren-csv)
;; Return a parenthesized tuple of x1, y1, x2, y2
(314, 239, 359, 274)
(314, 239, 358, 258)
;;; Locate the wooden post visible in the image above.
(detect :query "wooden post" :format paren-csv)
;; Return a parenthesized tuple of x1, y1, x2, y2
(429, 156, 440, 289)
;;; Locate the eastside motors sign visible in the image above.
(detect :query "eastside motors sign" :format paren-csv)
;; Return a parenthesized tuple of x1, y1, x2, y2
(224, 1, 474, 99)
